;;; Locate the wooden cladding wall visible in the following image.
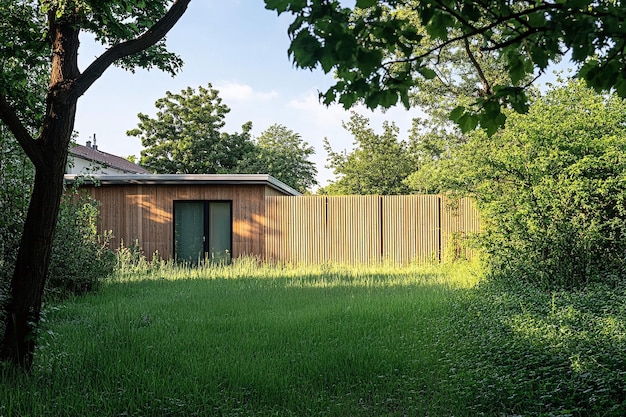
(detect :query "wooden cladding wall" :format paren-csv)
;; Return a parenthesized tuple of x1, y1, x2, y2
(82, 184, 268, 259)
(265, 195, 481, 265)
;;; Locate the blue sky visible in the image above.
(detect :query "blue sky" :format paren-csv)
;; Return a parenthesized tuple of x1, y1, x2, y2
(73, 1, 416, 187)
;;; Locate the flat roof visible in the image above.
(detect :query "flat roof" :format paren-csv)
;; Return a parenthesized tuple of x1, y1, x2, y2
(64, 174, 302, 196)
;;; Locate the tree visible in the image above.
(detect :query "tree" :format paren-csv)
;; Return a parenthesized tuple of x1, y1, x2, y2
(247, 124, 317, 193)
(130, 88, 319, 193)
(129, 84, 256, 174)
(0, 0, 190, 370)
(265, 0, 626, 133)
(419, 80, 626, 289)
(320, 112, 416, 195)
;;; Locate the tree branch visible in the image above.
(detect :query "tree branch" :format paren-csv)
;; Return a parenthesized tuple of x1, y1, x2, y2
(403, 3, 560, 64)
(464, 38, 492, 96)
(71, 0, 191, 100)
(0, 93, 41, 165)
(481, 27, 542, 52)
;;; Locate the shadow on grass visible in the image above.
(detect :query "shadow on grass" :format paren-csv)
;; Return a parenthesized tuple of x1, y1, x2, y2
(443, 280, 626, 416)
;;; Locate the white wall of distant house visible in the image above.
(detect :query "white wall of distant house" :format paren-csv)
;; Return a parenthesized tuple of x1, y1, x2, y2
(66, 156, 128, 175)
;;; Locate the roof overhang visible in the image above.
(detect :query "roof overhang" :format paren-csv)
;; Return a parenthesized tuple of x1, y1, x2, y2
(64, 174, 302, 196)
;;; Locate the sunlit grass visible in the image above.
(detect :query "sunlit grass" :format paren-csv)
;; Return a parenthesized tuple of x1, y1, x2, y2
(1, 259, 625, 416)
(114, 255, 482, 288)
(0, 260, 481, 417)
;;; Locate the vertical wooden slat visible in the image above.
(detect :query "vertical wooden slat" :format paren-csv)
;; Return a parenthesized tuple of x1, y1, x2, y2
(264, 196, 327, 264)
(266, 194, 481, 265)
(326, 195, 380, 265)
(440, 196, 481, 261)
(382, 195, 440, 265)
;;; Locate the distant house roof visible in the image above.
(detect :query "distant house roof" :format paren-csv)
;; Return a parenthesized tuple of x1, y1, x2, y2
(64, 173, 302, 196)
(69, 144, 151, 174)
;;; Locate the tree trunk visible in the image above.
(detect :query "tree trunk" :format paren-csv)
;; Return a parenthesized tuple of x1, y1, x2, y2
(0, 19, 79, 370)
(0, 95, 76, 369)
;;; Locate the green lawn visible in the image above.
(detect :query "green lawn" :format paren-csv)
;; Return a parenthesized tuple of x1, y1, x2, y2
(1, 260, 625, 416)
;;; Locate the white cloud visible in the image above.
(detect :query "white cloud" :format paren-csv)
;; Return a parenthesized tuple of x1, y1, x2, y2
(288, 90, 422, 143)
(288, 91, 349, 127)
(215, 81, 279, 102)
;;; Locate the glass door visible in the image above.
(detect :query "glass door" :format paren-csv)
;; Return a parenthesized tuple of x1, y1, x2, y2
(208, 201, 232, 262)
(174, 201, 232, 263)
(174, 201, 205, 262)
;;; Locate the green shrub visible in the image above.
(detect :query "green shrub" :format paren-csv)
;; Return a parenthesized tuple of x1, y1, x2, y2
(474, 81, 626, 289)
(0, 132, 33, 293)
(415, 80, 626, 289)
(47, 189, 115, 298)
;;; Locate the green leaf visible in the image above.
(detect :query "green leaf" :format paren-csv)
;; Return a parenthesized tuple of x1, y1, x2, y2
(357, 49, 383, 76)
(264, 0, 290, 13)
(338, 91, 357, 108)
(457, 113, 479, 133)
(426, 12, 454, 40)
(529, 46, 549, 69)
(461, 3, 481, 21)
(287, 0, 307, 12)
(418, 67, 437, 80)
(355, 0, 377, 8)
(506, 52, 530, 84)
(615, 78, 626, 98)
(289, 31, 322, 68)
(483, 100, 501, 118)
(334, 37, 357, 61)
(402, 28, 423, 42)
(379, 89, 398, 108)
(320, 51, 335, 73)
(482, 112, 506, 136)
(287, 15, 305, 35)
(449, 106, 466, 123)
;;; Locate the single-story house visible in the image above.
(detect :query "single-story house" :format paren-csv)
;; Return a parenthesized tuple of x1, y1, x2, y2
(64, 174, 301, 262)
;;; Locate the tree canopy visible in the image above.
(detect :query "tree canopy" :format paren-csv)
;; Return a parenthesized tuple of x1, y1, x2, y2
(320, 112, 416, 195)
(265, 0, 626, 133)
(129, 85, 318, 193)
(128, 84, 256, 175)
(247, 124, 318, 193)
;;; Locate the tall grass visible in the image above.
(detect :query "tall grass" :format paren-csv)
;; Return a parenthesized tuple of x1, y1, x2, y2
(1, 259, 625, 416)
(1, 260, 480, 416)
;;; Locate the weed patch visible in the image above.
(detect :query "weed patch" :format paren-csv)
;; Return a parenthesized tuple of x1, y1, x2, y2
(442, 280, 626, 416)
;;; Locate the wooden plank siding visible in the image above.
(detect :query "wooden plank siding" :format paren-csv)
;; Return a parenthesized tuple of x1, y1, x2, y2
(327, 196, 381, 264)
(82, 184, 269, 260)
(382, 195, 441, 263)
(440, 196, 482, 261)
(265, 195, 481, 265)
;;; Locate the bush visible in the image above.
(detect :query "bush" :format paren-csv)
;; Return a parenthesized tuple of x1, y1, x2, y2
(47, 189, 115, 298)
(0, 133, 33, 296)
(473, 81, 626, 289)
(416, 80, 626, 289)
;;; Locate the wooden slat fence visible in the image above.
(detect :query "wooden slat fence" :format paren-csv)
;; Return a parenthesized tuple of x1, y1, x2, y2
(265, 195, 480, 265)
